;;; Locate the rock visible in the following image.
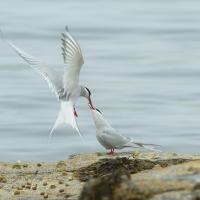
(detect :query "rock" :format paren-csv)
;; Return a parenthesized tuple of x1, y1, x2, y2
(37, 163, 42, 167)
(79, 167, 130, 200)
(23, 163, 28, 168)
(43, 181, 48, 186)
(32, 184, 37, 190)
(56, 160, 66, 169)
(14, 190, 20, 195)
(59, 188, 64, 193)
(25, 185, 31, 189)
(75, 157, 190, 182)
(12, 163, 21, 169)
(50, 184, 56, 189)
(58, 180, 64, 184)
(44, 193, 48, 198)
(80, 159, 200, 200)
(68, 176, 73, 181)
(26, 182, 31, 185)
(0, 152, 199, 200)
(0, 176, 7, 183)
(193, 183, 200, 190)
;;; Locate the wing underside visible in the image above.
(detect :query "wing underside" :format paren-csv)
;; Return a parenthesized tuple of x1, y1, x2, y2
(61, 27, 84, 91)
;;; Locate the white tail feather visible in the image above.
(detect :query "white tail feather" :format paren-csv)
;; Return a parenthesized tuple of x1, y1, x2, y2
(124, 140, 162, 152)
(49, 101, 82, 141)
(138, 144, 162, 153)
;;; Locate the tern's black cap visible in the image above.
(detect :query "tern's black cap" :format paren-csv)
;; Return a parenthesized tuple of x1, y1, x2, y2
(85, 87, 91, 96)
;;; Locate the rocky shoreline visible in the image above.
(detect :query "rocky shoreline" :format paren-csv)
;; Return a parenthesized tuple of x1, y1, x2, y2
(0, 151, 200, 200)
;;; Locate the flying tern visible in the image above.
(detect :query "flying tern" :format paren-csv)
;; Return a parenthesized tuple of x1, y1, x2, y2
(89, 105, 161, 154)
(1, 27, 94, 137)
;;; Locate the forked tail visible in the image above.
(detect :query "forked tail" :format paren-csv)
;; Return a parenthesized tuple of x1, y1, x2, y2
(125, 140, 162, 152)
(48, 101, 82, 141)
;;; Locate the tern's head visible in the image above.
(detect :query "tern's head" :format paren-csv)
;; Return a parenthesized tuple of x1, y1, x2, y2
(83, 87, 94, 109)
(84, 87, 91, 97)
(89, 106, 110, 129)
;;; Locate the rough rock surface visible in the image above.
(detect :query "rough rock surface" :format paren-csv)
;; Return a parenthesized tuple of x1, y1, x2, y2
(79, 153, 200, 200)
(0, 151, 199, 200)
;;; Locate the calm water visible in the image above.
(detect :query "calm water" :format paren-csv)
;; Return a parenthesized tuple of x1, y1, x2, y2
(1, 0, 200, 162)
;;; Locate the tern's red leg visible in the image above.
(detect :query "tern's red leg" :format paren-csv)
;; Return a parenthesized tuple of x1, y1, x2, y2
(73, 107, 78, 118)
(107, 148, 115, 155)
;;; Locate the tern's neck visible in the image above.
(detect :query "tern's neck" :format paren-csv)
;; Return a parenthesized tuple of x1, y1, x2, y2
(92, 112, 110, 130)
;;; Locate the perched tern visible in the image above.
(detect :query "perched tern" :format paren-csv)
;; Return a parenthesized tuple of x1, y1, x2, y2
(89, 105, 161, 154)
(1, 27, 94, 137)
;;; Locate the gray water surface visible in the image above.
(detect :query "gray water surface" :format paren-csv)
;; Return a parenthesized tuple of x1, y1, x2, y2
(1, 0, 200, 162)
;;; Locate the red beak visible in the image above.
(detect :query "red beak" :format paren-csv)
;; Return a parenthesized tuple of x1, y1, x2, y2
(88, 97, 95, 110)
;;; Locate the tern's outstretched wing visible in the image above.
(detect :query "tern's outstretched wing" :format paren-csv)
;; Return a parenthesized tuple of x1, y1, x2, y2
(61, 27, 84, 92)
(0, 31, 63, 99)
(9, 42, 63, 99)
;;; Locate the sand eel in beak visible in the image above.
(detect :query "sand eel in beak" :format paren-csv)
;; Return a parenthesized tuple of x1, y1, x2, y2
(1, 27, 94, 138)
(89, 105, 161, 154)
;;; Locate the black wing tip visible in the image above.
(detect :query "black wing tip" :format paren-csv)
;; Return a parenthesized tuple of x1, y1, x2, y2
(65, 26, 69, 32)
(61, 32, 66, 39)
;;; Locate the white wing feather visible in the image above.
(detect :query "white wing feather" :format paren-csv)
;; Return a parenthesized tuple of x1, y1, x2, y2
(61, 27, 84, 92)
(4, 39, 63, 99)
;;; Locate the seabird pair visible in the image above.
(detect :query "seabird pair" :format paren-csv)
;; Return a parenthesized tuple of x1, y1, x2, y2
(1, 27, 160, 154)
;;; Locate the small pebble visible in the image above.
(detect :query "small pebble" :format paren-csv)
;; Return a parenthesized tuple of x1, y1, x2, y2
(153, 164, 162, 169)
(27, 182, 31, 185)
(57, 160, 66, 168)
(62, 172, 68, 176)
(50, 185, 56, 189)
(43, 182, 48, 186)
(40, 192, 45, 195)
(59, 188, 64, 193)
(25, 185, 31, 189)
(44, 193, 48, 199)
(32, 185, 37, 190)
(21, 184, 25, 188)
(59, 180, 64, 184)
(12, 164, 21, 169)
(132, 151, 140, 158)
(14, 190, 20, 195)
(64, 194, 70, 199)
(151, 154, 160, 159)
(0, 176, 7, 183)
(65, 183, 69, 187)
(68, 176, 73, 181)
(193, 183, 200, 190)
(23, 164, 28, 168)
(37, 163, 42, 167)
